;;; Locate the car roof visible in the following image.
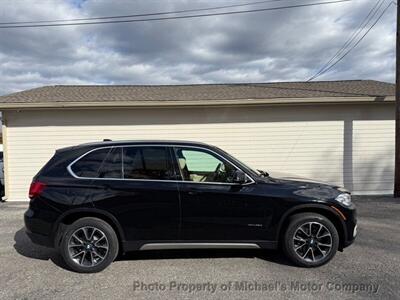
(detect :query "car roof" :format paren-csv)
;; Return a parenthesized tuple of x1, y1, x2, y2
(66, 140, 214, 150)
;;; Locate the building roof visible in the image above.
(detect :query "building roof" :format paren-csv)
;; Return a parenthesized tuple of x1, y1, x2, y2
(0, 80, 395, 109)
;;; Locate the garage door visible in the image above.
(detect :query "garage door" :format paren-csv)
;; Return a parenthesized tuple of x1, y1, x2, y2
(3, 103, 394, 201)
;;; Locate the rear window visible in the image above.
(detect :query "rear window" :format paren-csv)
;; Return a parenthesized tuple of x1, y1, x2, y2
(70, 146, 174, 180)
(71, 148, 122, 178)
(123, 146, 174, 180)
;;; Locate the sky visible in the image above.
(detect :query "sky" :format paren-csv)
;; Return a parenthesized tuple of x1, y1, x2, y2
(0, 0, 396, 95)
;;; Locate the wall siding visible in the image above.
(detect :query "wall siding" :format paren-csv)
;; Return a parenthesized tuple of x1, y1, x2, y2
(3, 103, 394, 201)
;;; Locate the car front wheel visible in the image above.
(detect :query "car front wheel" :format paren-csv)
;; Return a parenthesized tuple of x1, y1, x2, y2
(60, 217, 119, 273)
(283, 213, 339, 267)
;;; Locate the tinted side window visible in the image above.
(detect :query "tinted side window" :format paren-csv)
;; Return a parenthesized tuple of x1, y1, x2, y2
(123, 147, 174, 180)
(174, 147, 237, 183)
(71, 148, 122, 178)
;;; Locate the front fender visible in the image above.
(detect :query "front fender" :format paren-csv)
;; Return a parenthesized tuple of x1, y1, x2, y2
(276, 203, 348, 248)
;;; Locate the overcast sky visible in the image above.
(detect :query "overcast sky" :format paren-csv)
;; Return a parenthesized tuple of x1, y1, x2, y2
(0, 0, 396, 95)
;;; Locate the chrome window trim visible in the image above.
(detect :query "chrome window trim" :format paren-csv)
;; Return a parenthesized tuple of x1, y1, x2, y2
(67, 144, 256, 186)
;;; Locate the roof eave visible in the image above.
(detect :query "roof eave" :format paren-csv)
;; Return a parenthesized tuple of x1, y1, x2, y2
(0, 95, 395, 110)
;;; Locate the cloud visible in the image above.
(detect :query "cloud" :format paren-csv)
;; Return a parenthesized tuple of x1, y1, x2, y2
(0, 0, 396, 95)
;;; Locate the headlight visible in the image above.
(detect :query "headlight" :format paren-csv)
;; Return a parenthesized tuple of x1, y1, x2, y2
(335, 193, 352, 207)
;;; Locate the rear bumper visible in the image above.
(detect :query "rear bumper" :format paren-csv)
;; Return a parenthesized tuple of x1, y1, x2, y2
(24, 207, 55, 248)
(25, 227, 53, 248)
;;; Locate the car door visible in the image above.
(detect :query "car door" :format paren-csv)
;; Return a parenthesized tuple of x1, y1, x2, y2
(173, 146, 270, 241)
(74, 145, 181, 242)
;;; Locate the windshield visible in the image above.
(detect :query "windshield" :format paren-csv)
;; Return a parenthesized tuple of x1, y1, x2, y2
(214, 147, 263, 177)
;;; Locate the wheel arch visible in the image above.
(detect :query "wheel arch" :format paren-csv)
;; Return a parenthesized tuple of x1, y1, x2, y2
(53, 208, 126, 252)
(277, 204, 348, 251)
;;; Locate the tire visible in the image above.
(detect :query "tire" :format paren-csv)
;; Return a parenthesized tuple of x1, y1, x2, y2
(59, 217, 119, 273)
(282, 213, 339, 267)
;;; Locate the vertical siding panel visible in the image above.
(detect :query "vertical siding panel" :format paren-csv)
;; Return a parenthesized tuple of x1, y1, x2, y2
(352, 120, 395, 194)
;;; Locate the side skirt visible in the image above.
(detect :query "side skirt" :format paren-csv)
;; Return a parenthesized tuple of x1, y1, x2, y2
(122, 240, 278, 252)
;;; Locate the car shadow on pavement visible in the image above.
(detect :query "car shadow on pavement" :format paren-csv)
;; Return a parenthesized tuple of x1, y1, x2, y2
(117, 248, 294, 267)
(13, 227, 73, 271)
(14, 227, 294, 271)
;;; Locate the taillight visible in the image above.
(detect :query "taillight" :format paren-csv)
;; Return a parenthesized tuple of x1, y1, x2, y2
(29, 181, 46, 199)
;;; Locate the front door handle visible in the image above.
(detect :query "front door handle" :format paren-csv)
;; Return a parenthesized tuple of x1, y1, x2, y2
(188, 190, 202, 196)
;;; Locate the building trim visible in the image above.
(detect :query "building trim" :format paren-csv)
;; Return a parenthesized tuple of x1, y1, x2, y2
(2, 114, 9, 201)
(0, 96, 394, 110)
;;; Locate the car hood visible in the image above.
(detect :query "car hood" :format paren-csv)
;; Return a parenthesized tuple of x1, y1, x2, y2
(264, 171, 347, 200)
(267, 171, 334, 186)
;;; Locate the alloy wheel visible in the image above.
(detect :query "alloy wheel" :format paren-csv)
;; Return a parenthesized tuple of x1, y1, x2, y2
(293, 221, 333, 263)
(67, 226, 109, 267)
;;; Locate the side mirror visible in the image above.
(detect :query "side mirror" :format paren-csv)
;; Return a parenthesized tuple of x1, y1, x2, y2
(233, 169, 246, 184)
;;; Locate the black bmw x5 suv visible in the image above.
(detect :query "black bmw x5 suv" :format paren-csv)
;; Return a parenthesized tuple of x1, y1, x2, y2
(25, 140, 357, 273)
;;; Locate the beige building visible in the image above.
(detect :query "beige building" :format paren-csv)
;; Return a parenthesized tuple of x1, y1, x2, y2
(0, 80, 395, 201)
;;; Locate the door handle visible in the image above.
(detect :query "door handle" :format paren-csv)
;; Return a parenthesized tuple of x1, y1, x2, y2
(188, 190, 202, 196)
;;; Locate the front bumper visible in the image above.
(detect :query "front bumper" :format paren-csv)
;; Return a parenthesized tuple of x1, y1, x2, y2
(341, 204, 357, 249)
(343, 224, 357, 247)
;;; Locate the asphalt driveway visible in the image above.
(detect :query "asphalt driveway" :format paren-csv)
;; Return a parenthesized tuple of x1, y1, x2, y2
(0, 196, 399, 299)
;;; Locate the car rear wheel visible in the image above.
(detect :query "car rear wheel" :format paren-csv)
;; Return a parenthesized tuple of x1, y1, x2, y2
(60, 217, 119, 273)
(283, 213, 339, 267)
